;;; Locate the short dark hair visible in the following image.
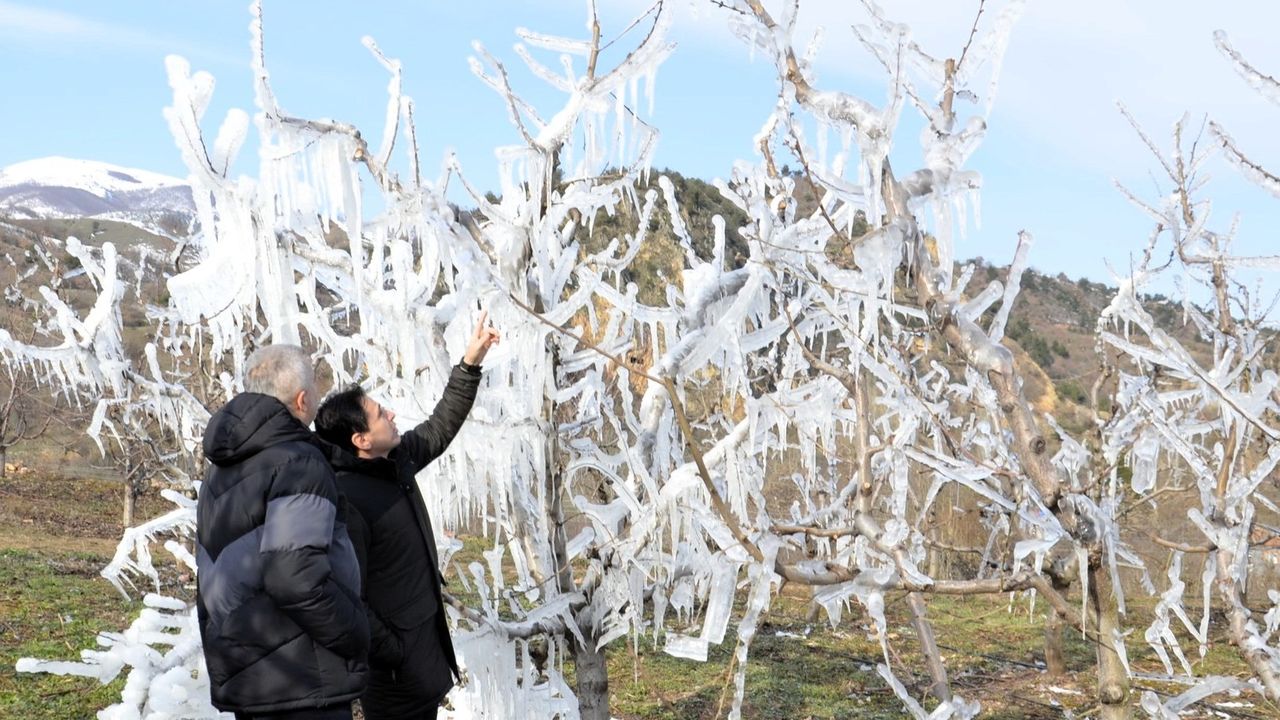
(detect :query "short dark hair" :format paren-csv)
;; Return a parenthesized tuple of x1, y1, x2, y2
(315, 385, 370, 454)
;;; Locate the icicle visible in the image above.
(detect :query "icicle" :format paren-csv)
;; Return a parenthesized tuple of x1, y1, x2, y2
(988, 230, 1032, 341)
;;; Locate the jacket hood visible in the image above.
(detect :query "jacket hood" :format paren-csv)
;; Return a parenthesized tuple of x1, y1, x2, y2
(203, 393, 314, 466)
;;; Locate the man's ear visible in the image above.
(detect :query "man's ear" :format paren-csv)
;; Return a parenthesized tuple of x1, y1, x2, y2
(351, 431, 370, 452)
(293, 388, 309, 415)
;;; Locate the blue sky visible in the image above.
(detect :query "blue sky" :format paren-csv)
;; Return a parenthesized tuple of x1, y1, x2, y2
(1, 0, 1277, 286)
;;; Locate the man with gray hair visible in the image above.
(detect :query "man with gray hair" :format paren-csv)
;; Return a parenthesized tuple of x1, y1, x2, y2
(196, 344, 370, 720)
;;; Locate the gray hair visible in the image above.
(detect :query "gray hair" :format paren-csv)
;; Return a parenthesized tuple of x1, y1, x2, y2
(244, 344, 315, 405)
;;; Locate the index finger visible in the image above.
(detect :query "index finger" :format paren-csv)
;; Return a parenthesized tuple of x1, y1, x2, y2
(474, 309, 489, 334)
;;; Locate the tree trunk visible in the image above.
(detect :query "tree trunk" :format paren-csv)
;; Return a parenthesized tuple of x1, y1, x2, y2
(1217, 543, 1280, 700)
(123, 482, 137, 528)
(542, 343, 612, 718)
(926, 506, 943, 580)
(553, 444, 611, 717)
(570, 628, 610, 720)
(0, 446, 7, 478)
(550, 441, 611, 720)
(907, 592, 951, 703)
(1090, 564, 1131, 719)
(1044, 607, 1066, 677)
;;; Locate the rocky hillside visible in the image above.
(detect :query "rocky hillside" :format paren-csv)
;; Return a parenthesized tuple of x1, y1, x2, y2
(574, 169, 1226, 431)
(0, 216, 173, 335)
(961, 256, 1253, 433)
(0, 163, 1235, 437)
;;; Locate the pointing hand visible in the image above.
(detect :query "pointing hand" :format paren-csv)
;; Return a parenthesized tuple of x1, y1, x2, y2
(463, 309, 500, 366)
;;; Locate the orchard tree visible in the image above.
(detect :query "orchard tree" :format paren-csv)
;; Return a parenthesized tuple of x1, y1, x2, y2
(0, 363, 56, 477)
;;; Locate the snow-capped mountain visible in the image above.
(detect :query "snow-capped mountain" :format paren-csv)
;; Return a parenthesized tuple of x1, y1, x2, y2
(0, 157, 194, 229)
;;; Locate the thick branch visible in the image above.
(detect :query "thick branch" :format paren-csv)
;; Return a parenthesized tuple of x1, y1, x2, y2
(1217, 547, 1280, 700)
(666, 378, 765, 564)
(443, 590, 585, 640)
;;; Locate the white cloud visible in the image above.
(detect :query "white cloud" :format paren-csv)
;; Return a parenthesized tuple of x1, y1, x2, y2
(0, 1, 160, 47)
(996, 1, 1280, 174)
(627, 0, 1279, 177)
(0, 1, 242, 67)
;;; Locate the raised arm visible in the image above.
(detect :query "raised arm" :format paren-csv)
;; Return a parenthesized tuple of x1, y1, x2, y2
(398, 310, 499, 471)
(399, 364, 481, 471)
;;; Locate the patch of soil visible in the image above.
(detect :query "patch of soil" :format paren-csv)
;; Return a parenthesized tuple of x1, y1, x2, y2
(956, 669, 1092, 718)
(0, 469, 170, 555)
(0, 527, 118, 558)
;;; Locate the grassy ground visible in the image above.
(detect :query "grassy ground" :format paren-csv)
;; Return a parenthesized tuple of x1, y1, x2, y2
(3, 465, 1276, 719)
(0, 455, 163, 720)
(444, 547, 1275, 719)
(590, 588, 1270, 719)
(0, 549, 139, 720)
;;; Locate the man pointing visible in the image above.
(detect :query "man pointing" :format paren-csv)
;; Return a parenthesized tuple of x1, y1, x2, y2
(316, 312, 500, 720)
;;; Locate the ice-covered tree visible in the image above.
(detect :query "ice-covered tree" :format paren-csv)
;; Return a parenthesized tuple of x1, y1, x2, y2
(691, 2, 1280, 718)
(15, 1, 692, 717)
(11, 1, 1280, 719)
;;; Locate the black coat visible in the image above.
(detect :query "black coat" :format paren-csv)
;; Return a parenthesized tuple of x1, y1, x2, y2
(332, 364, 480, 715)
(196, 393, 370, 714)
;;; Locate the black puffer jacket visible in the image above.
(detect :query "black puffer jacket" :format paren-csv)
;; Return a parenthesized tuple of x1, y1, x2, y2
(332, 364, 480, 716)
(196, 393, 370, 714)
